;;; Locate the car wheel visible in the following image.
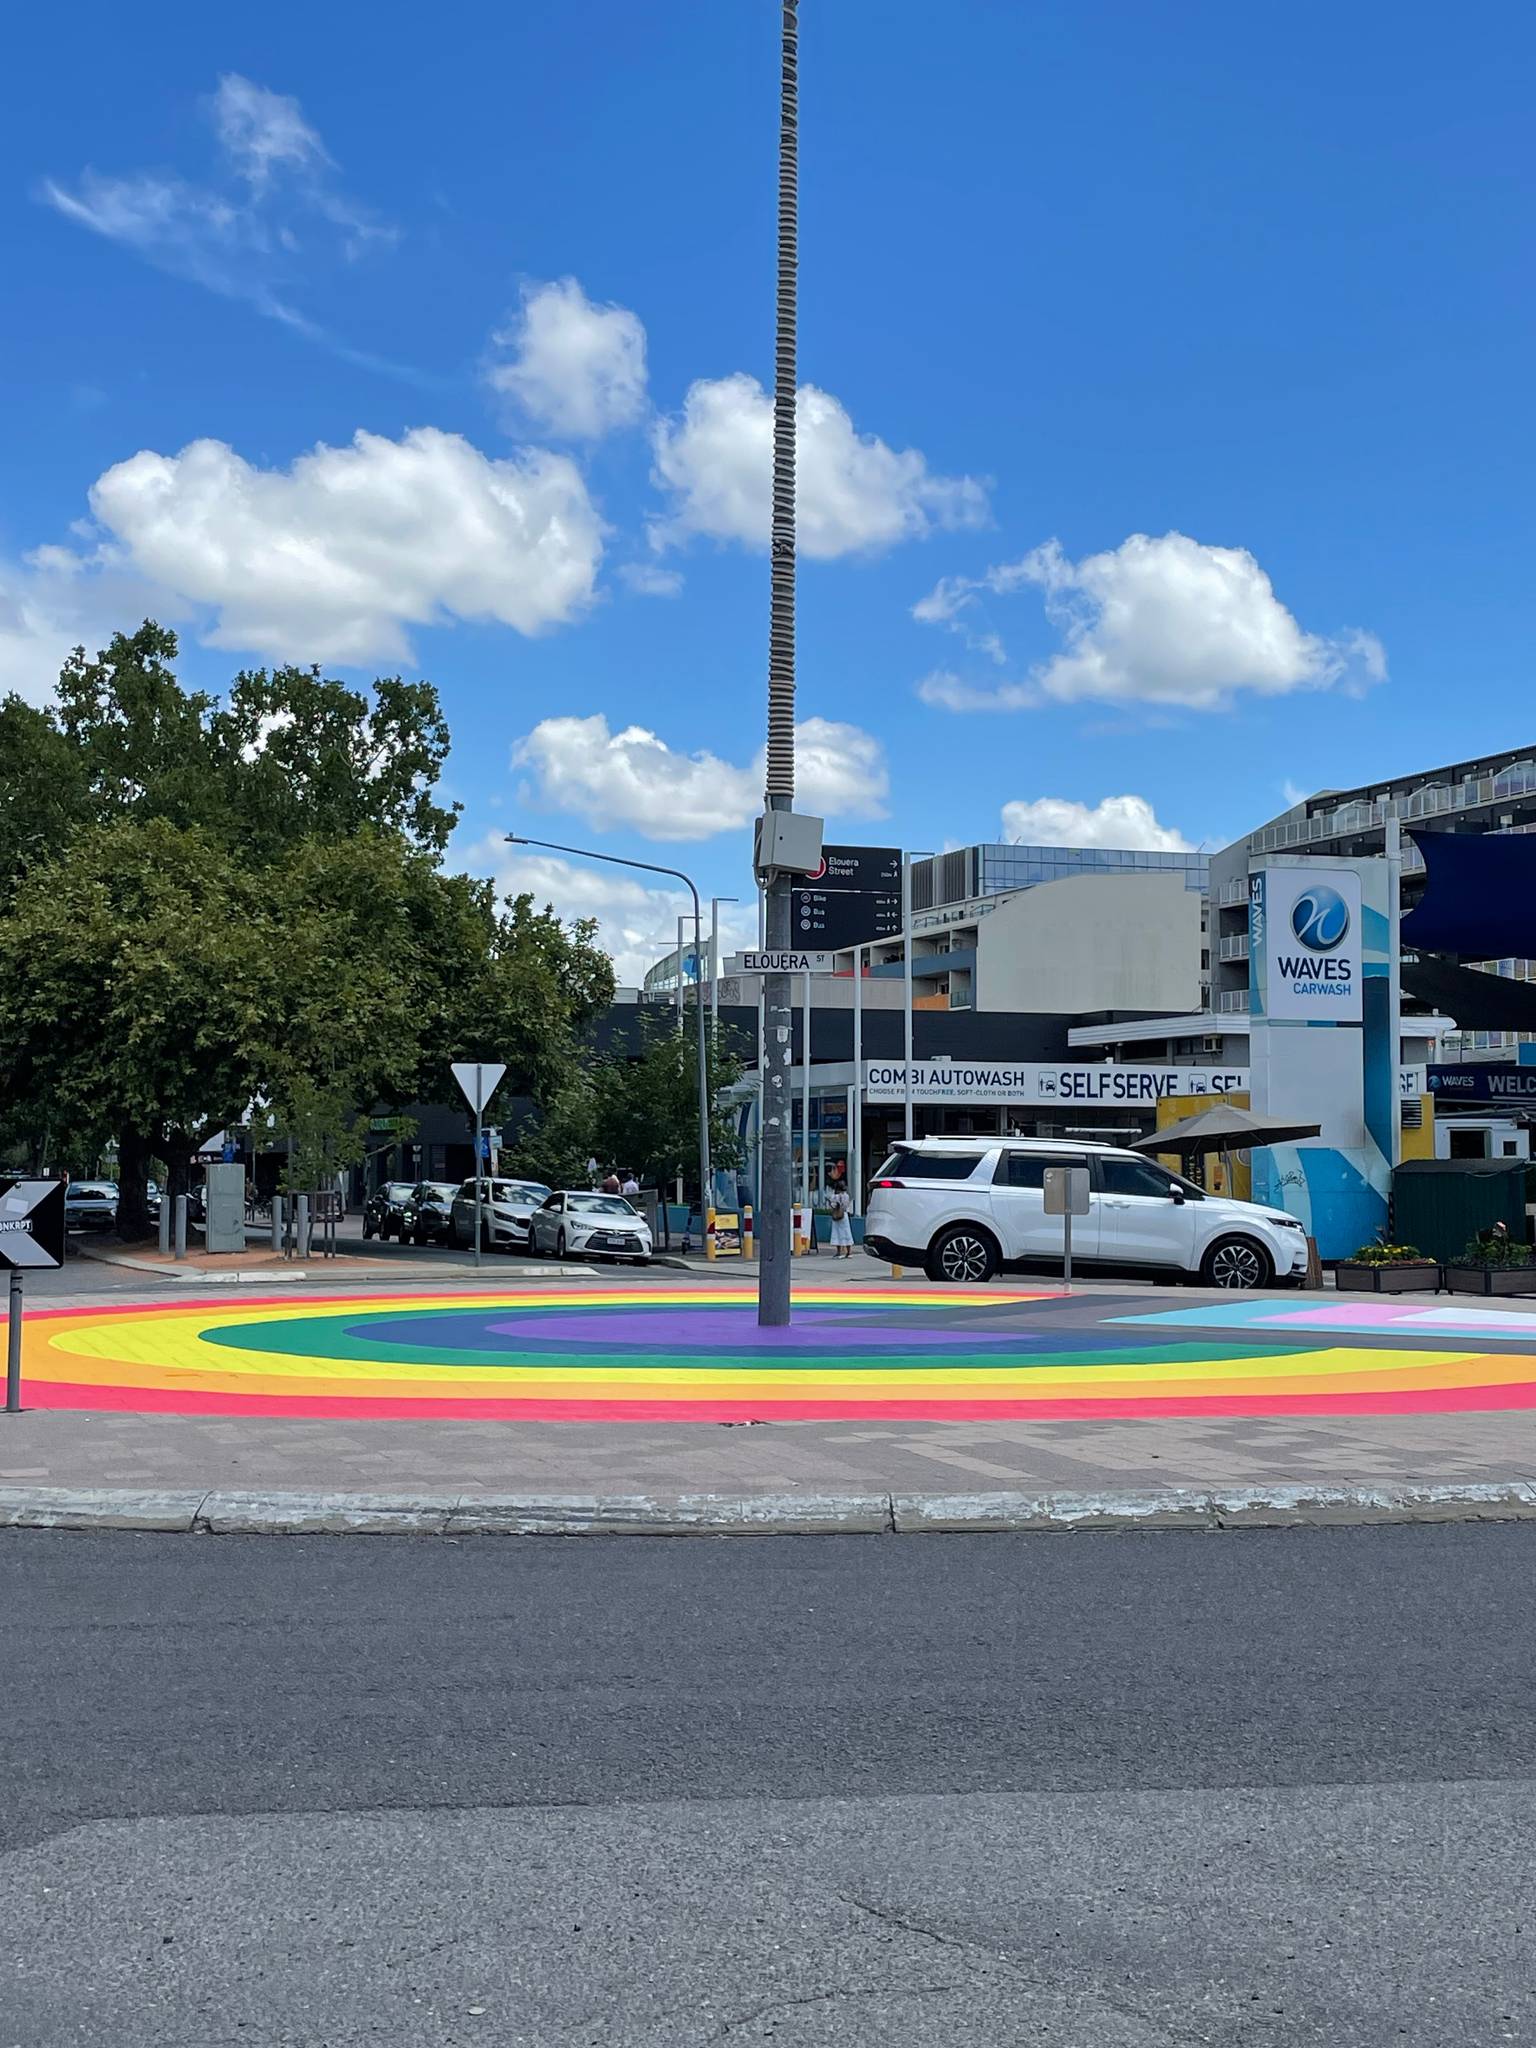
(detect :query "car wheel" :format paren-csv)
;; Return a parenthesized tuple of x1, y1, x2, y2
(557, 1228, 567, 1259)
(925, 1225, 1000, 1285)
(362, 1219, 375, 1240)
(1198, 1236, 1274, 1290)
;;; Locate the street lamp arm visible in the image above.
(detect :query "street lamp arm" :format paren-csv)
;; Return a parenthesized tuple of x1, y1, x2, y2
(504, 835, 701, 921)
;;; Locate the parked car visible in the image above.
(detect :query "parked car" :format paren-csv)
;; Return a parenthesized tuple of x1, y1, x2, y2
(63, 1181, 118, 1231)
(406, 1181, 462, 1246)
(862, 1138, 1310, 1289)
(527, 1190, 653, 1264)
(361, 1181, 418, 1240)
(449, 1178, 552, 1252)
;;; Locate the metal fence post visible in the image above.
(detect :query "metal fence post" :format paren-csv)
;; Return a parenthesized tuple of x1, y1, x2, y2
(173, 1195, 188, 1260)
(296, 1194, 311, 1259)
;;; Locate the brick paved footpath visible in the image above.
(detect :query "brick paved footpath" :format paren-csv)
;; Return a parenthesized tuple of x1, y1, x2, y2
(3, 1264, 1536, 1498)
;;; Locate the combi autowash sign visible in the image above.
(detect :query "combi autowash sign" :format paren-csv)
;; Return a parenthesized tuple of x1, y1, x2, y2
(862, 1063, 1248, 1105)
(1251, 867, 1362, 1022)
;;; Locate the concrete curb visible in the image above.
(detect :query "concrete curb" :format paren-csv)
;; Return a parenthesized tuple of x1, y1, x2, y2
(72, 1244, 602, 1284)
(4, 1480, 1536, 1537)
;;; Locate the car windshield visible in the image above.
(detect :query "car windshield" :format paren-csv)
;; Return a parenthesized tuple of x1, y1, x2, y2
(421, 1183, 457, 1199)
(67, 1184, 111, 1199)
(488, 1182, 548, 1204)
(383, 1184, 414, 1201)
(569, 1195, 637, 1216)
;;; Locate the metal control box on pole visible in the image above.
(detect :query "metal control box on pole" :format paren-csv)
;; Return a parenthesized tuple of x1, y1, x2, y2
(1043, 1165, 1091, 1287)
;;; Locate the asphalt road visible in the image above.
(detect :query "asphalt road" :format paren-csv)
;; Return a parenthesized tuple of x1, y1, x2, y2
(4, 1526, 1536, 2045)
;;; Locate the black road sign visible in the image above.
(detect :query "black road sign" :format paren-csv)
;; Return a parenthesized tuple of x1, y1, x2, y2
(791, 843, 903, 952)
(0, 1178, 66, 1270)
(804, 844, 901, 893)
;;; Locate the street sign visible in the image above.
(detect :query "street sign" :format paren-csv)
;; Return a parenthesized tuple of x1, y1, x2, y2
(791, 842, 902, 953)
(728, 950, 835, 975)
(1043, 1166, 1091, 1216)
(1043, 1164, 1090, 1289)
(0, 1178, 65, 1271)
(450, 1061, 507, 1116)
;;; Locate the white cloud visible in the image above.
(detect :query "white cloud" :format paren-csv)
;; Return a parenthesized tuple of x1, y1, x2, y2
(915, 532, 1387, 713)
(650, 374, 988, 559)
(999, 794, 1194, 852)
(512, 712, 889, 841)
(211, 74, 330, 190)
(486, 278, 648, 439)
(64, 426, 603, 665)
(619, 562, 684, 598)
(40, 73, 400, 371)
(915, 669, 1036, 713)
(0, 548, 171, 708)
(467, 836, 755, 986)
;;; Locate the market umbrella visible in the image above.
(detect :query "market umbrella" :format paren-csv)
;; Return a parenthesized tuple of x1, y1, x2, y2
(1130, 1104, 1321, 1155)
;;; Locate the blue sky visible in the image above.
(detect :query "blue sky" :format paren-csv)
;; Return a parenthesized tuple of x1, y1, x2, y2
(3, 0, 1532, 977)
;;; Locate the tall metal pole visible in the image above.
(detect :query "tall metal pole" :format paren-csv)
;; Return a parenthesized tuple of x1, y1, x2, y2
(802, 966, 813, 1207)
(675, 916, 686, 1032)
(902, 852, 915, 1141)
(758, 0, 799, 1326)
(756, 884, 766, 1214)
(504, 836, 710, 1250)
(1386, 814, 1404, 1170)
(851, 941, 863, 1212)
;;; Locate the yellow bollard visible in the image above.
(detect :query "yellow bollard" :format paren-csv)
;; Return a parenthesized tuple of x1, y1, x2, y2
(743, 1204, 755, 1259)
(705, 1208, 717, 1261)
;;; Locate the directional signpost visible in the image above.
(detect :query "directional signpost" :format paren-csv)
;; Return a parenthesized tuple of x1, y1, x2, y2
(450, 1062, 508, 1272)
(0, 1177, 65, 1413)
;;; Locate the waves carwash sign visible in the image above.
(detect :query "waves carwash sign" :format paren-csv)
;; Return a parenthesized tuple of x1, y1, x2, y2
(1251, 868, 1362, 1022)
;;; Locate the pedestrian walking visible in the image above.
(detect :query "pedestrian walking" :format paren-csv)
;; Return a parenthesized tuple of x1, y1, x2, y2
(620, 1170, 639, 1198)
(828, 1181, 855, 1259)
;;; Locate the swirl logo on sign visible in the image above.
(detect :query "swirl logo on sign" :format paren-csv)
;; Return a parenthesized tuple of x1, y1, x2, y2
(1289, 885, 1350, 950)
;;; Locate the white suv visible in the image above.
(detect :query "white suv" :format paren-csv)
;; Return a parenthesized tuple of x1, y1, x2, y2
(863, 1138, 1309, 1288)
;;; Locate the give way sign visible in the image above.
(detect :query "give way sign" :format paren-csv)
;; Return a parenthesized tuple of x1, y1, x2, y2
(0, 1179, 66, 1270)
(450, 1062, 507, 1118)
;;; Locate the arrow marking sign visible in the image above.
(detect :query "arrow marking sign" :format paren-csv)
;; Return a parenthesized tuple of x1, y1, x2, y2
(0, 1179, 66, 1270)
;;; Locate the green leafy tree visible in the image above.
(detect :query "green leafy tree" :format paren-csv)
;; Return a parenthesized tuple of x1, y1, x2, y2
(0, 623, 615, 1238)
(513, 1017, 745, 1197)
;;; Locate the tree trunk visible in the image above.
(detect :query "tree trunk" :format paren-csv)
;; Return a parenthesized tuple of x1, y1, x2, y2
(116, 1126, 153, 1241)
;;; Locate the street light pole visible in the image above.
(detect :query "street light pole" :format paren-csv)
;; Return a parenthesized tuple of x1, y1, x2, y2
(710, 896, 738, 1040)
(758, 0, 799, 1328)
(505, 836, 711, 1241)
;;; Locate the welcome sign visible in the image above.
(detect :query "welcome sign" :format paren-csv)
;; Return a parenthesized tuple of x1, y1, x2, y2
(1250, 866, 1363, 1022)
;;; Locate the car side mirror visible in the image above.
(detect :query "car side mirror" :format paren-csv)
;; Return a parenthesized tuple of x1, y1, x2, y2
(1169, 1187, 1186, 1205)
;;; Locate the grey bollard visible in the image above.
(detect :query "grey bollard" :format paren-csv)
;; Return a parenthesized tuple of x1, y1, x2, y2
(296, 1194, 311, 1259)
(158, 1196, 171, 1257)
(173, 1195, 188, 1260)
(271, 1195, 283, 1254)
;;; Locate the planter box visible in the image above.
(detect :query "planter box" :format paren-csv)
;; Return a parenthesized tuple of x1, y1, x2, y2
(1442, 1263, 1536, 1297)
(1336, 1262, 1441, 1295)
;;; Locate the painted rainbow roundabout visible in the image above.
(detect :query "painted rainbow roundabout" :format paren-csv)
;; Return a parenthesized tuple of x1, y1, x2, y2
(17, 1286, 1536, 1420)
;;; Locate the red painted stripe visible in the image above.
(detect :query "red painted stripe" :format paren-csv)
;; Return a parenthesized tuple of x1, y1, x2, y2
(24, 1379, 1536, 1421)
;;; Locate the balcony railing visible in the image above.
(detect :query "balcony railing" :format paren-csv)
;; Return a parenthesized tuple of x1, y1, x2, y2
(1249, 760, 1536, 854)
(1218, 933, 1250, 962)
(1217, 988, 1252, 1014)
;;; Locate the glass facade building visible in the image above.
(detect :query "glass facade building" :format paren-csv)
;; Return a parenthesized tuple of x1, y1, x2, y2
(912, 843, 1208, 913)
